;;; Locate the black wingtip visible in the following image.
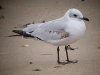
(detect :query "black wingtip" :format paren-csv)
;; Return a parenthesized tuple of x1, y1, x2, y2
(12, 30, 24, 35)
(12, 30, 33, 37)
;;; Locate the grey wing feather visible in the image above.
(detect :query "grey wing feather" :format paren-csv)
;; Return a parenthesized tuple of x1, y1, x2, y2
(31, 27, 69, 41)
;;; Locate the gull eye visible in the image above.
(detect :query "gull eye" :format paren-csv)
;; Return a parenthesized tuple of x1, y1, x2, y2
(73, 14, 77, 17)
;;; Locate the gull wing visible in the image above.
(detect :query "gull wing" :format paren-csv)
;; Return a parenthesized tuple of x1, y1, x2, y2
(30, 19, 69, 41)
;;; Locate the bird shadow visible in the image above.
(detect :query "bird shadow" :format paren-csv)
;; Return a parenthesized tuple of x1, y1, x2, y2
(8, 34, 21, 37)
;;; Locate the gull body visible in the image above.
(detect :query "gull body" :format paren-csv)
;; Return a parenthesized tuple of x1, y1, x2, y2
(13, 8, 89, 64)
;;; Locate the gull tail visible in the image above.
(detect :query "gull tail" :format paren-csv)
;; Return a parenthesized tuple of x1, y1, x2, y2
(12, 30, 44, 41)
(12, 30, 33, 37)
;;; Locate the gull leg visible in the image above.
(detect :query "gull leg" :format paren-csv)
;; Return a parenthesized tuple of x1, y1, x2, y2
(65, 45, 78, 64)
(57, 46, 70, 65)
(65, 45, 70, 62)
(57, 46, 60, 64)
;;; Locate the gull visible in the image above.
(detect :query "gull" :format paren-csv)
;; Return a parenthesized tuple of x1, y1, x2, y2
(12, 8, 89, 64)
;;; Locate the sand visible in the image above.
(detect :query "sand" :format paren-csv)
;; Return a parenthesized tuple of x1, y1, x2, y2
(0, 0, 100, 75)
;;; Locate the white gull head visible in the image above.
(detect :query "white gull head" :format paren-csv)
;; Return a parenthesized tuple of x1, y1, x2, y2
(64, 8, 89, 21)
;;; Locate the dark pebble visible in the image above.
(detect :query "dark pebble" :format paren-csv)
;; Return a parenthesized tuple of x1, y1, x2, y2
(98, 46, 100, 49)
(32, 69, 41, 71)
(29, 62, 33, 64)
(0, 15, 5, 19)
(0, 5, 4, 9)
(81, 0, 85, 1)
(41, 20, 45, 23)
(32, 21, 34, 24)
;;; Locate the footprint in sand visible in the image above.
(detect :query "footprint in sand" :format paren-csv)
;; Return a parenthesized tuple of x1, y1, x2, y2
(54, 66, 61, 68)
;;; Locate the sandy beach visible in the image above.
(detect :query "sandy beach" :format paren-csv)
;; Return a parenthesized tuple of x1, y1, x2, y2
(0, 0, 100, 75)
